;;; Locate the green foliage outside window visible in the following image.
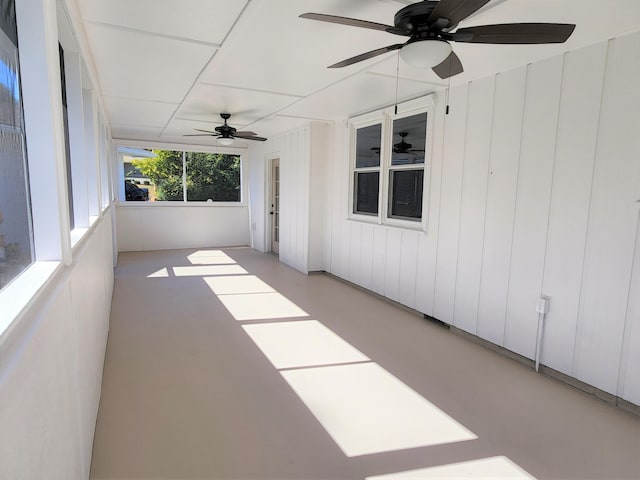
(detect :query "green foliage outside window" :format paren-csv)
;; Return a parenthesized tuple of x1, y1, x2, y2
(131, 150, 241, 201)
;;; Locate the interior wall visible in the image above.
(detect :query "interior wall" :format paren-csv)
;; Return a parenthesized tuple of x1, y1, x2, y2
(0, 214, 114, 479)
(116, 205, 250, 252)
(323, 31, 640, 406)
(248, 122, 330, 274)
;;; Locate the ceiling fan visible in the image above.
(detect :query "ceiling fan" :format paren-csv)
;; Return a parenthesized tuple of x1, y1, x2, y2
(183, 113, 267, 145)
(372, 132, 425, 154)
(300, 0, 576, 79)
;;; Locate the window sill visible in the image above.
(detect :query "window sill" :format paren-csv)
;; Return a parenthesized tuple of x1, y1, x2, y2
(347, 215, 427, 233)
(0, 261, 62, 340)
(70, 227, 90, 248)
(117, 201, 246, 208)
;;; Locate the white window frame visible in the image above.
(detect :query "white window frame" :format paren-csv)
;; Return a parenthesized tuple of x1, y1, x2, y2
(349, 96, 434, 231)
(349, 114, 385, 218)
(116, 140, 248, 207)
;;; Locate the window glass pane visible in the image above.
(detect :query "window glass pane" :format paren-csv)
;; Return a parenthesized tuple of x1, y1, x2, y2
(391, 112, 427, 166)
(186, 152, 240, 202)
(354, 171, 379, 215)
(122, 149, 242, 202)
(59, 43, 74, 228)
(389, 169, 423, 220)
(0, 0, 34, 290)
(355, 123, 381, 168)
(124, 149, 182, 201)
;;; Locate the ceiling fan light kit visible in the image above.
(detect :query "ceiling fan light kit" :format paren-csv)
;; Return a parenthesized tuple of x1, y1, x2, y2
(399, 39, 452, 68)
(300, 0, 575, 79)
(217, 137, 234, 146)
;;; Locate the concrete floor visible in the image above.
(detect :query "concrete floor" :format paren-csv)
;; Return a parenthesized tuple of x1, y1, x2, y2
(91, 247, 640, 480)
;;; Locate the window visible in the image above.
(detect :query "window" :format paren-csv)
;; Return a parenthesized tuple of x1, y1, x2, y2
(350, 100, 432, 227)
(388, 112, 427, 221)
(0, 0, 34, 290)
(121, 147, 242, 203)
(353, 123, 381, 215)
(58, 42, 74, 229)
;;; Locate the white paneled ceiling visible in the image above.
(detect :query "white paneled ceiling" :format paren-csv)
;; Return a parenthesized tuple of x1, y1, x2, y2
(78, 0, 246, 45)
(74, 0, 640, 146)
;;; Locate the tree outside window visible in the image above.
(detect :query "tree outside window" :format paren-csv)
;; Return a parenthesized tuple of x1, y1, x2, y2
(125, 149, 241, 202)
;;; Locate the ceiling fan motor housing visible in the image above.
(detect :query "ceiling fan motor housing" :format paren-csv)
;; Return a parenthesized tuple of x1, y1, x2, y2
(395, 1, 448, 38)
(215, 113, 236, 137)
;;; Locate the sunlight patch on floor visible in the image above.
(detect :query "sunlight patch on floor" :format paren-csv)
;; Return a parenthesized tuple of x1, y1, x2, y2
(187, 249, 231, 258)
(366, 456, 536, 479)
(147, 267, 169, 278)
(204, 275, 275, 295)
(187, 256, 238, 265)
(242, 320, 370, 369)
(281, 362, 477, 457)
(218, 292, 309, 321)
(197, 255, 478, 460)
(172, 265, 248, 277)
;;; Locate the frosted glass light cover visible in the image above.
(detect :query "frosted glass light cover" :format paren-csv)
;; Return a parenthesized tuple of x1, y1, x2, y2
(400, 40, 452, 68)
(217, 137, 234, 146)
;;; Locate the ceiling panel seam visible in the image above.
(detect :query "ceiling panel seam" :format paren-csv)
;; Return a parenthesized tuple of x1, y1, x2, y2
(103, 94, 180, 106)
(243, 54, 414, 130)
(199, 81, 305, 99)
(364, 71, 447, 87)
(159, 0, 253, 138)
(86, 20, 222, 48)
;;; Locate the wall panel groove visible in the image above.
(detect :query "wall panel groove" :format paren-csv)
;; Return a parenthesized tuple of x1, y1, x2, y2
(433, 83, 469, 324)
(477, 66, 526, 347)
(573, 32, 640, 394)
(504, 55, 563, 358)
(453, 77, 495, 334)
(541, 42, 607, 376)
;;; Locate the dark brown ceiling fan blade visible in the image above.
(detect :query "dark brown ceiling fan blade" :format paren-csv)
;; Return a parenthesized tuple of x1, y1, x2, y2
(193, 128, 218, 134)
(451, 23, 576, 44)
(329, 43, 404, 68)
(240, 136, 267, 142)
(428, 0, 491, 29)
(300, 13, 408, 35)
(432, 51, 464, 79)
(183, 133, 219, 137)
(234, 131, 258, 137)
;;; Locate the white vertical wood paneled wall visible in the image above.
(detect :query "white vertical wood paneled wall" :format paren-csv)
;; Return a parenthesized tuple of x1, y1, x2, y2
(0, 215, 114, 478)
(323, 31, 640, 405)
(116, 205, 251, 252)
(249, 123, 329, 274)
(271, 127, 311, 273)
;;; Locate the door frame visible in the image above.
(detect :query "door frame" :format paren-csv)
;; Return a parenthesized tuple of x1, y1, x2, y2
(266, 154, 280, 255)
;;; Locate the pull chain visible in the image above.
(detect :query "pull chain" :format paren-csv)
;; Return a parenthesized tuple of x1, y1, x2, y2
(445, 56, 452, 115)
(446, 74, 451, 115)
(394, 51, 400, 115)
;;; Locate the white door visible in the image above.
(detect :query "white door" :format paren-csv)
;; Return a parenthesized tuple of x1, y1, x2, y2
(270, 159, 280, 255)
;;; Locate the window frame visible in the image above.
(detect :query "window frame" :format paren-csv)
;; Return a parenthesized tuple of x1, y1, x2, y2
(348, 97, 434, 231)
(116, 140, 248, 207)
(350, 116, 384, 217)
(0, 0, 35, 291)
